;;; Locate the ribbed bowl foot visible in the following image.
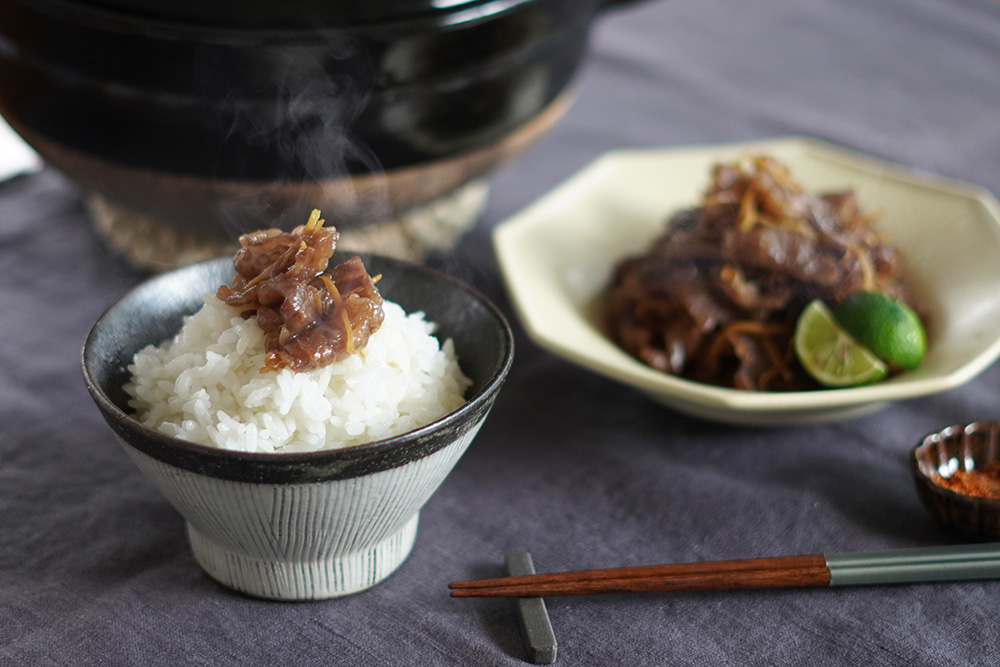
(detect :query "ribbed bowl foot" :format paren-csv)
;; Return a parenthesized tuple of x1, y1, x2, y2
(187, 514, 419, 600)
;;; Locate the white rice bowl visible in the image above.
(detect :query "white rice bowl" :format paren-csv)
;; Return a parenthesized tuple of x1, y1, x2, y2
(124, 296, 472, 453)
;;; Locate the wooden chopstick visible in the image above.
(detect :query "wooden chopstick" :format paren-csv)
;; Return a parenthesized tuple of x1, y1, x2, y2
(449, 544, 1000, 598)
(450, 554, 829, 597)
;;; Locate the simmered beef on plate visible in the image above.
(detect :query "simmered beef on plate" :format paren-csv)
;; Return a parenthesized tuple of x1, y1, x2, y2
(608, 156, 914, 391)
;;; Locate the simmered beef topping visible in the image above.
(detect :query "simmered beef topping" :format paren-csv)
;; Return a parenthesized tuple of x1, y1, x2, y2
(217, 210, 384, 372)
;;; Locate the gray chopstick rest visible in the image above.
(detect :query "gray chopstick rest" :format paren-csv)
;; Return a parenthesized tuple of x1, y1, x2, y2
(505, 551, 558, 664)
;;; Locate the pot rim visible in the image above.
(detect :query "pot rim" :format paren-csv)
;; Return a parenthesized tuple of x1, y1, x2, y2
(11, 0, 586, 36)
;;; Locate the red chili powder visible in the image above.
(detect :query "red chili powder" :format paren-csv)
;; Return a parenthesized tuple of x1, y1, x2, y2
(934, 462, 1000, 499)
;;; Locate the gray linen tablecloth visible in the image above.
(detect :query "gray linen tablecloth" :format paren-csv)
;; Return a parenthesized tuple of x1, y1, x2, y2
(4, 0, 1000, 664)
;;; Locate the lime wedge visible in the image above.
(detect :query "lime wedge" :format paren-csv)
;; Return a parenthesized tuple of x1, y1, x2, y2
(832, 291, 927, 371)
(794, 299, 889, 387)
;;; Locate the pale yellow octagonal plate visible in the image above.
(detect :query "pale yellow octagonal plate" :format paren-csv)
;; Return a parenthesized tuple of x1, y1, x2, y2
(493, 137, 1000, 426)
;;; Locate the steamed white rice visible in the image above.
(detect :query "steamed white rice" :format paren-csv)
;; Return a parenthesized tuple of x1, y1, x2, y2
(124, 296, 471, 453)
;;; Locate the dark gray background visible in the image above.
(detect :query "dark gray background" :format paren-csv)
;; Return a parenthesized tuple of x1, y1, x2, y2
(3, 0, 1000, 664)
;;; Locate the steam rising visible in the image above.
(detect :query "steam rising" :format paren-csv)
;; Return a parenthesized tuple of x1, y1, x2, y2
(200, 33, 390, 238)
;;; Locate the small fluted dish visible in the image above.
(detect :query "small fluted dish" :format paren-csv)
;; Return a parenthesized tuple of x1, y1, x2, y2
(912, 422, 1000, 539)
(83, 254, 513, 600)
(493, 136, 1000, 426)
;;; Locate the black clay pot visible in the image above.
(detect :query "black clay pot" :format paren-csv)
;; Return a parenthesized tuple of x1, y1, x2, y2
(0, 0, 626, 251)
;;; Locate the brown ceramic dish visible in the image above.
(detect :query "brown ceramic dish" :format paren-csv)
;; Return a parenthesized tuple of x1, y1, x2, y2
(912, 421, 1000, 538)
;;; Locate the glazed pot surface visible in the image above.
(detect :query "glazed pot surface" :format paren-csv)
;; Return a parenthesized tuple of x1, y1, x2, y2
(0, 0, 614, 257)
(0, 0, 599, 179)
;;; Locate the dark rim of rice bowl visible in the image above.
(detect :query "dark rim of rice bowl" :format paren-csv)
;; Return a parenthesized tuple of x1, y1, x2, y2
(82, 254, 514, 484)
